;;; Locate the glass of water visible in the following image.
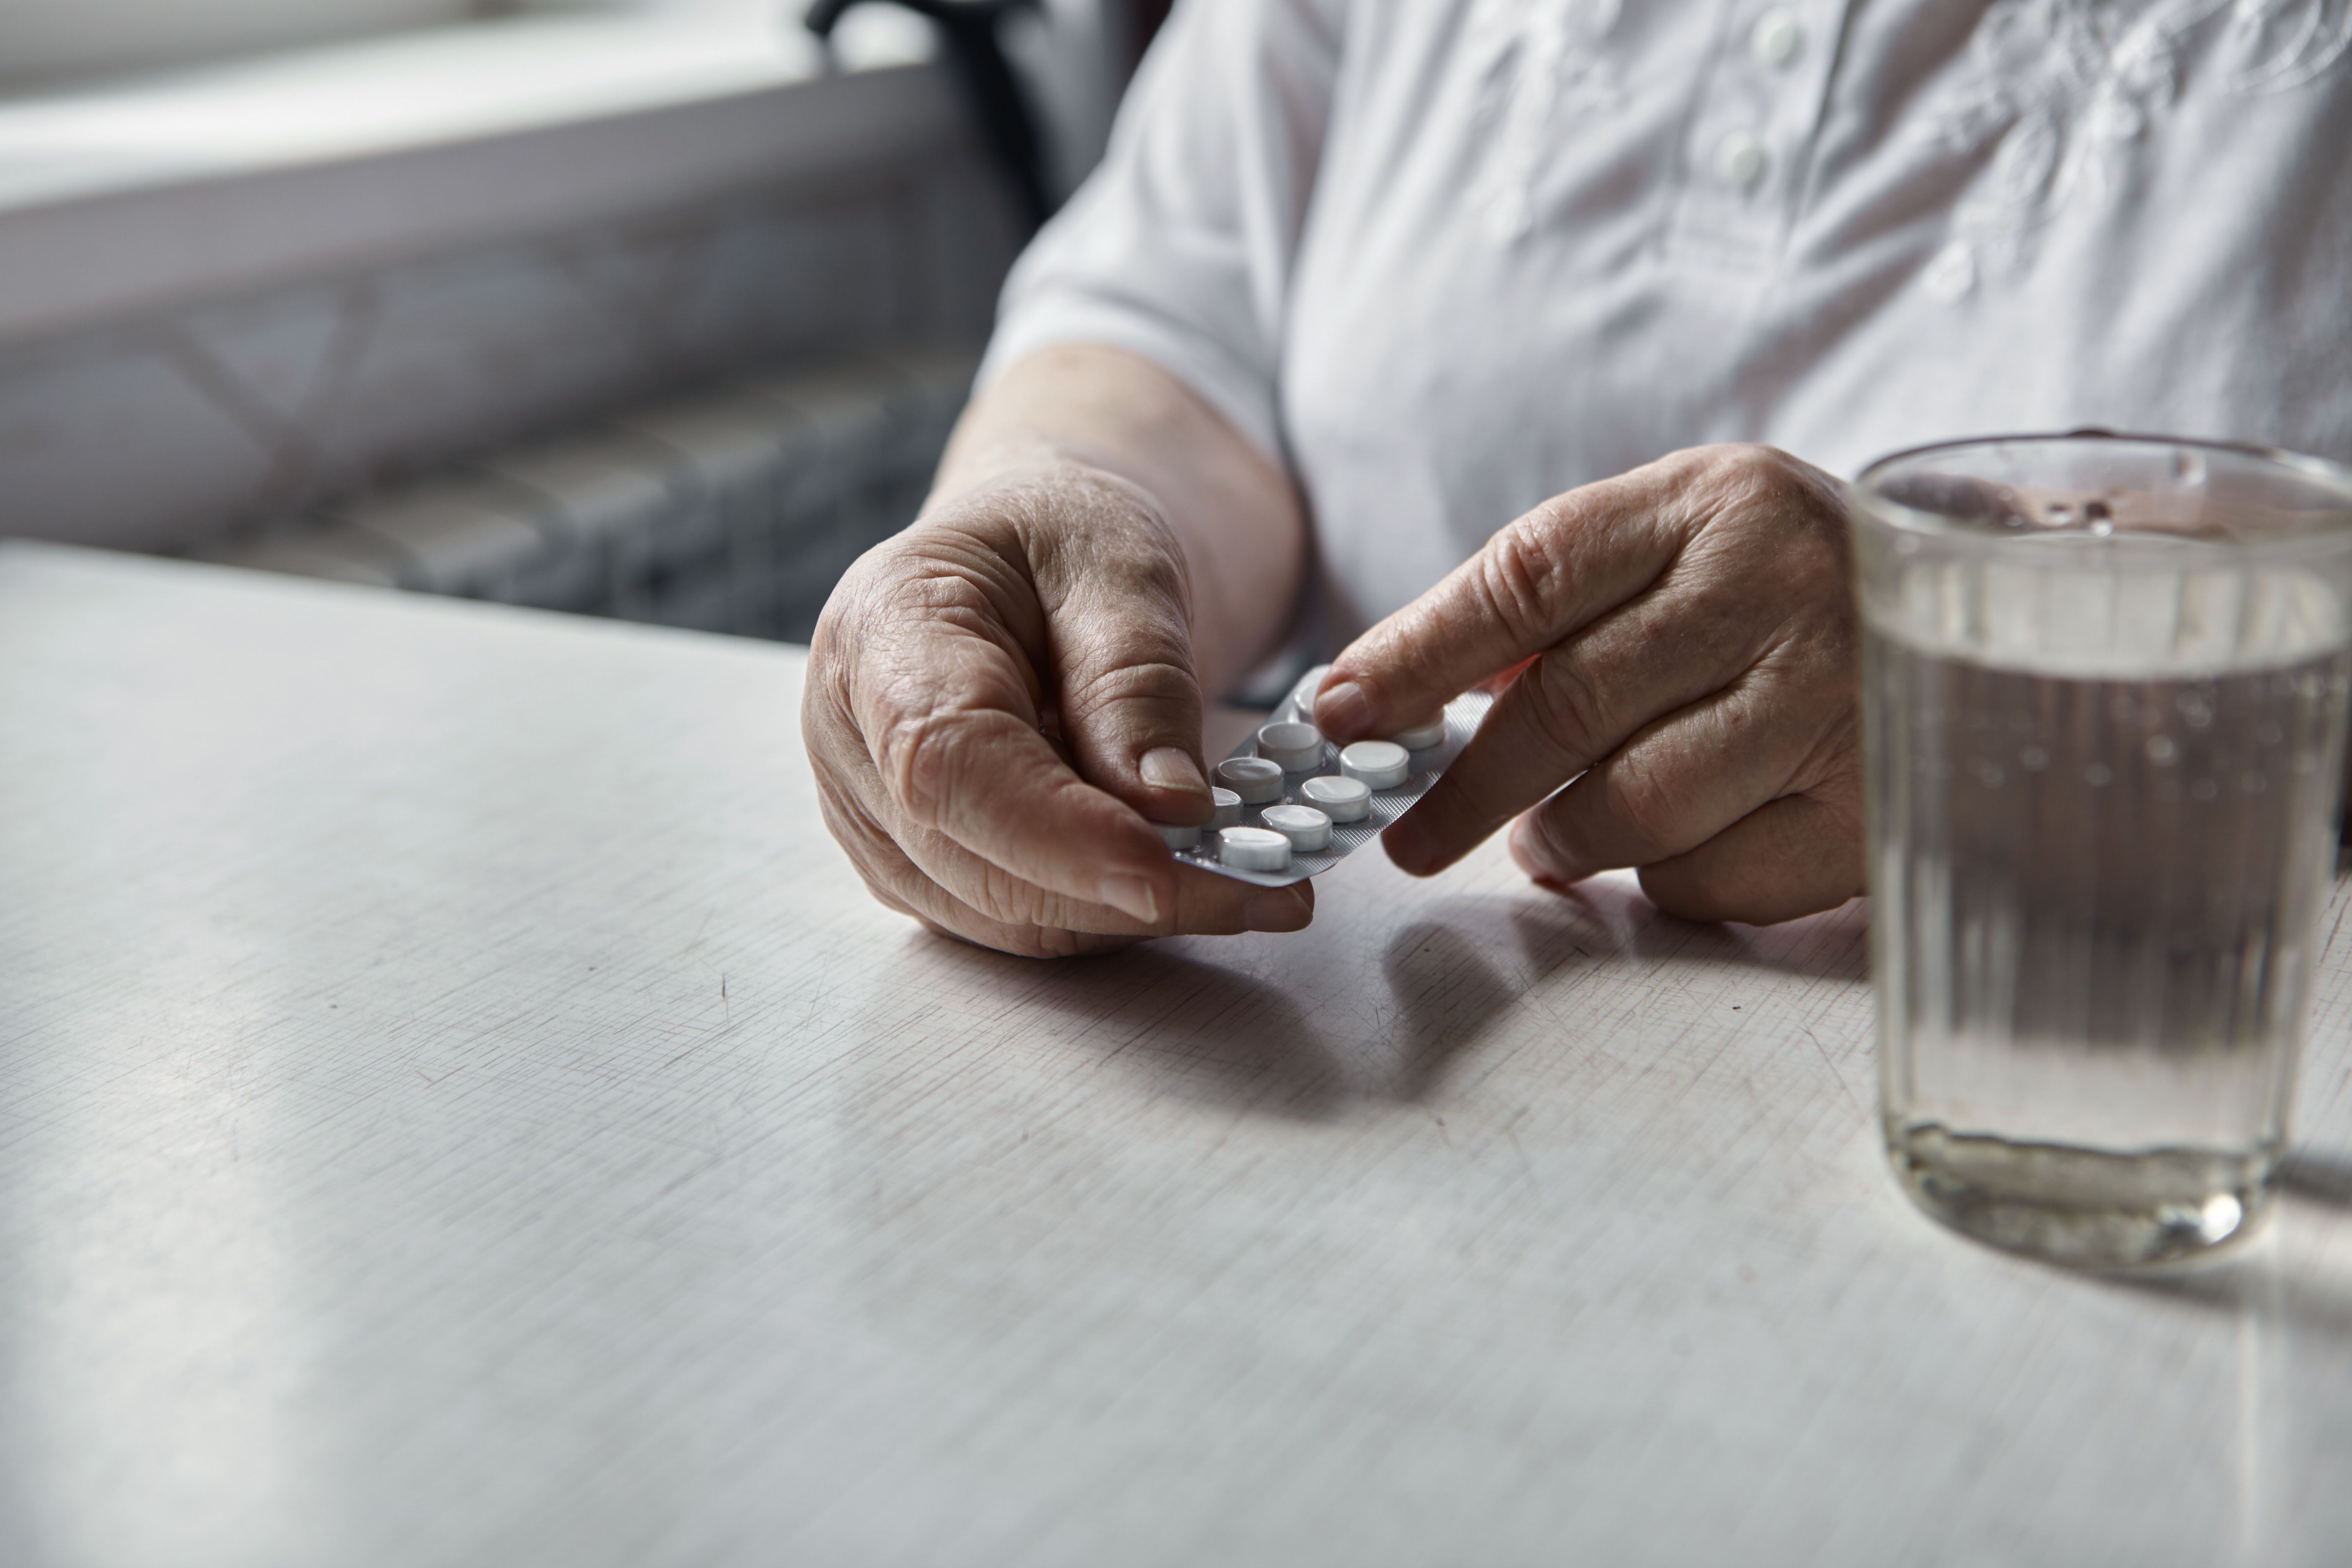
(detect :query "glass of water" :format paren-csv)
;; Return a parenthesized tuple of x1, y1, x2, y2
(1852, 435, 2352, 1268)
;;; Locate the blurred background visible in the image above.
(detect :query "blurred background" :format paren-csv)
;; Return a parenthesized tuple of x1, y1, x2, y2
(0, 0, 1164, 639)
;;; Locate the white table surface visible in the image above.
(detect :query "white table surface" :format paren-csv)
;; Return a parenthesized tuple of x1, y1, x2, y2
(2, 541, 2347, 1568)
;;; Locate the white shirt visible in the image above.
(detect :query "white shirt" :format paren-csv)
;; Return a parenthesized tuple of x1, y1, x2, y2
(981, 0, 2352, 637)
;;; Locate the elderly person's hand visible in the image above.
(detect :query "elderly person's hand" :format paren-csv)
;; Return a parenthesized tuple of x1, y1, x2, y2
(1315, 445, 1864, 925)
(804, 346, 1315, 958)
(805, 469, 1309, 956)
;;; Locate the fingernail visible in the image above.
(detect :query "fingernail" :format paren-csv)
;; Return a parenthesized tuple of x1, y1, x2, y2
(1315, 679, 1372, 741)
(1098, 872, 1161, 923)
(1384, 814, 1438, 876)
(1139, 746, 1210, 799)
(1243, 887, 1311, 932)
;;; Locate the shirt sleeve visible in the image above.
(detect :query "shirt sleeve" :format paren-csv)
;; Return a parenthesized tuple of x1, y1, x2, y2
(976, 0, 1346, 466)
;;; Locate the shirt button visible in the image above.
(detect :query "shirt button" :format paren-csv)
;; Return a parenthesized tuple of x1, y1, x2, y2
(1751, 9, 1803, 67)
(1715, 130, 1769, 190)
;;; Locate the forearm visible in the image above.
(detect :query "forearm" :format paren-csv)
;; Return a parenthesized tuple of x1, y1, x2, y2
(929, 343, 1308, 697)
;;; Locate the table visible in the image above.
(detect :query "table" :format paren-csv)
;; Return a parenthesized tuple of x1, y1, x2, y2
(2, 541, 2347, 1567)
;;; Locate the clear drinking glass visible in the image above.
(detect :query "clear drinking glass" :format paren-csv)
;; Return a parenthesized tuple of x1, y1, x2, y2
(1851, 435, 2352, 1268)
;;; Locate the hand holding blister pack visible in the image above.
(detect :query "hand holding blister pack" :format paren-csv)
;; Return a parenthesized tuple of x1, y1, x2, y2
(1157, 665, 1493, 887)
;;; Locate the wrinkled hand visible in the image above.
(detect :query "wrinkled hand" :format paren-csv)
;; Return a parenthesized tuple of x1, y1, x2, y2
(804, 464, 1314, 957)
(1315, 445, 1864, 925)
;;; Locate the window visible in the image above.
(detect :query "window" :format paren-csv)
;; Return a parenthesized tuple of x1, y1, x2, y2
(0, 1, 807, 94)
(0, 1, 514, 90)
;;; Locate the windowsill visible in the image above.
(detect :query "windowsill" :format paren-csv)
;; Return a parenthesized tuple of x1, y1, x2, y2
(0, 8, 968, 344)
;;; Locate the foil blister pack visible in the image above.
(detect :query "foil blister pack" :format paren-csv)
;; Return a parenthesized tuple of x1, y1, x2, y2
(1170, 665, 1493, 888)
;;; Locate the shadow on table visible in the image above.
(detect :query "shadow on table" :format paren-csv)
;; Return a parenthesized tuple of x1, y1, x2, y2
(901, 861, 1871, 1121)
(1499, 875, 1872, 988)
(2280, 1149, 2352, 1211)
(1374, 919, 1519, 1103)
(1028, 882, 1866, 1116)
(917, 925, 1521, 1118)
(914, 939, 1352, 1118)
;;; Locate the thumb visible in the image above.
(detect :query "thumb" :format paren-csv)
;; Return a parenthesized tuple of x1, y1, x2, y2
(1021, 475, 1215, 827)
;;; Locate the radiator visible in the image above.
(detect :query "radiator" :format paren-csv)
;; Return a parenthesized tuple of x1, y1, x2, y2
(199, 344, 980, 644)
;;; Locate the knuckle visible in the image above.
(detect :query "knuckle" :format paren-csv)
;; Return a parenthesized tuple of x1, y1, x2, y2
(1677, 451, 1852, 619)
(1476, 516, 1571, 643)
(965, 851, 1054, 924)
(1019, 469, 1195, 608)
(1756, 626, 1861, 732)
(1112, 524, 1192, 603)
(873, 705, 992, 826)
(1797, 745, 1869, 838)
(1713, 445, 1802, 520)
(964, 893, 1101, 959)
(967, 861, 1163, 945)
(1055, 656, 1198, 730)
(1699, 444, 1835, 526)
(1008, 923, 1094, 960)
(879, 565, 1016, 643)
(806, 554, 902, 680)
(1068, 521, 1189, 605)
(1600, 751, 1689, 858)
(1722, 441, 1805, 492)
(814, 784, 918, 901)
(1038, 898, 1135, 943)
(1527, 650, 1612, 758)
(800, 666, 851, 761)
(1640, 863, 1744, 925)
(941, 908, 1104, 961)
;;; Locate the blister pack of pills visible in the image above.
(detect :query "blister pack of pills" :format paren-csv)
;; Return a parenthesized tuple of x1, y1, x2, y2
(1160, 665, 1493, 887)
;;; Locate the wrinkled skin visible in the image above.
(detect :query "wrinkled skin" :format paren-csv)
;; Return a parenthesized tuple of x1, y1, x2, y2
(807, 440, 1865, 957)
(1316, 444, 1866, 924)
(803, 462, 1313, 958)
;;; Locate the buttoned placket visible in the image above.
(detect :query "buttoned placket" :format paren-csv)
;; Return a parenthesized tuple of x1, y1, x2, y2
(1663, 0, 1850, 276)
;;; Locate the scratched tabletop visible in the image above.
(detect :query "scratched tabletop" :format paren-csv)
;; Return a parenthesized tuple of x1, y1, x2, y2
(0, 542, 2347, 1568)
